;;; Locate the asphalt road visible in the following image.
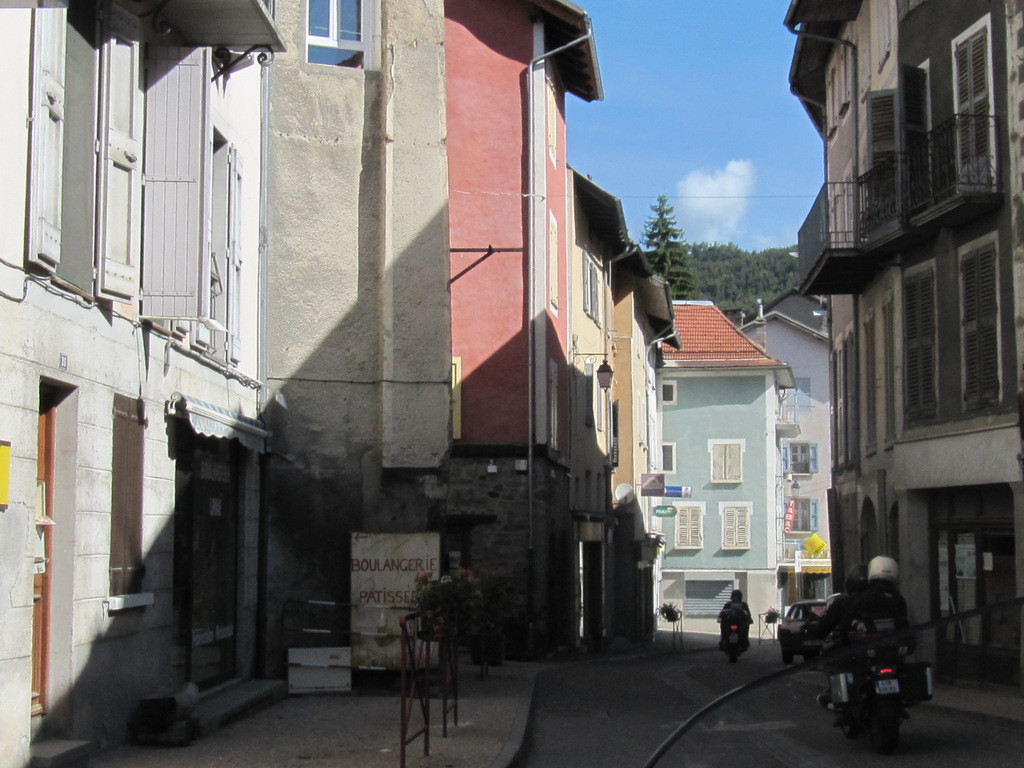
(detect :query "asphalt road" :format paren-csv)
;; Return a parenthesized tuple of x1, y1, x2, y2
(519, 637, 1024, 768)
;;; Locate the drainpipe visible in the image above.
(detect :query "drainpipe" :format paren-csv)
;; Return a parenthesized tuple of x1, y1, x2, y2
(785, 19, 859, 183)
(525, 15, 595, 651)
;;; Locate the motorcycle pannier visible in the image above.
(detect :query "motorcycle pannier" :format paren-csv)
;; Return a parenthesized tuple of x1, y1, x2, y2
(901, 662, 933, 701)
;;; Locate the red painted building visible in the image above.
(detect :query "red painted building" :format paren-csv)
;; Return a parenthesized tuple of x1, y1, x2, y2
(445, 0, 602, 654)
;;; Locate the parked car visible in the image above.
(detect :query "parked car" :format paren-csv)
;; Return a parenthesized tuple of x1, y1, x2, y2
(778, 599, 828, 664)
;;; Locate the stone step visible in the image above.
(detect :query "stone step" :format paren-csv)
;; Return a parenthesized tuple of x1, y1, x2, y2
(194, 679, 288, 736)
(30, 739, 92, 768)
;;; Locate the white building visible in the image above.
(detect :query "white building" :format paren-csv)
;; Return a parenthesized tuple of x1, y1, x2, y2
(0, 2, 282, 763)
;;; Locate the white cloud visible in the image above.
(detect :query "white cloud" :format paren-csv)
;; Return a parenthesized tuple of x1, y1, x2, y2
(676, 159, 756, 243)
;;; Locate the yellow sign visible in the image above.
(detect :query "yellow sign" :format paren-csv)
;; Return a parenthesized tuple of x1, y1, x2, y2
(0, 441, 10, 511)
(804, 533, 827, 556)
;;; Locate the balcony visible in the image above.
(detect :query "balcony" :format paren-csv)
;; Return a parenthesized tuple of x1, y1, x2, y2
(798, 182, 876, 295)
(908, 113, 1002, 229)
(798, 112, 1002, 295)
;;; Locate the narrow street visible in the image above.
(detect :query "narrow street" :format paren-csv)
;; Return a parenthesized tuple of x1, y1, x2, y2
(520, 634, 1024, 768)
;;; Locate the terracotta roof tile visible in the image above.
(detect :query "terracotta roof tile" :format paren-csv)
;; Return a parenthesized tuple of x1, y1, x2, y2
(662, 303, 781, 367)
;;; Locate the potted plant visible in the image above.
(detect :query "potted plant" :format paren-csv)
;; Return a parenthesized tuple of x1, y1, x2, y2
(469, 570, 514, 667)
(658, 602, 681, 624)
(412, 569, 480, 639)
(764, 607, 780, 625)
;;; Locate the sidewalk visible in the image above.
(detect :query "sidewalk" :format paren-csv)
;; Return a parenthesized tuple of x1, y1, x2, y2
(86, 632, 1024, 768)
(90, 654, 543, 768)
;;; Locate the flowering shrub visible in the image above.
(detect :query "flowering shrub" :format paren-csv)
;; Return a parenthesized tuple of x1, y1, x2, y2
(413, 569, 480, 634)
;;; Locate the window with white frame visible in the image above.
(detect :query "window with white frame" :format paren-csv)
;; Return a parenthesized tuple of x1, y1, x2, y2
(661, 380, 676, 405)
(709, 440, 743, 483)
(721, 503, 751, 550)
(307, 0, 377, 69)
(953, 19, 994, 188)
(674, 504, 703, 549)
(661, 443, 676, 474)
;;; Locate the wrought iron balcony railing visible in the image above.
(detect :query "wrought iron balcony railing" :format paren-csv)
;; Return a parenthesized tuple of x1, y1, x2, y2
(908, 113, 998, 213)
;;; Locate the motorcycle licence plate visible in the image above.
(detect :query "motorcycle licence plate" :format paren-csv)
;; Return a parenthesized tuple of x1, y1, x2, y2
(875, 678, 900, 695)
(729, 633, 738, 643)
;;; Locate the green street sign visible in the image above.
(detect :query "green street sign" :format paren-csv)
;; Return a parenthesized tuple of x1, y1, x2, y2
(652, 505, 676, 517)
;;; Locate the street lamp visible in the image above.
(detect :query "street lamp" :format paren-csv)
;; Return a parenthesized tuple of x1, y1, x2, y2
(595, 359, 613, 390)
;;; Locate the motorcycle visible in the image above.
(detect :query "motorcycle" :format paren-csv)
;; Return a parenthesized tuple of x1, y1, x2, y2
(820, 628, 932, 754)
(717, 612, 748, 663)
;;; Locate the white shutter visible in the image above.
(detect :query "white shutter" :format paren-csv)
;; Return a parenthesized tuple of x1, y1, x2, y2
(97, 3, 142, 300)
(228, 147, 243, 364)
(28, 8, 66, 272)
(142, 47, 212, 320)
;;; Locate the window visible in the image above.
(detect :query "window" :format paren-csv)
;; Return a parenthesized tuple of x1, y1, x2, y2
(661, 381, 676, 406)
(953, 22, 994, 188)
(783, 442, 818, 475)
(582, 250, 601, 322)
(785, 498, 819, 533)
(864, 313, 877, 448)
(548, 214, 559, 308)
(451, 357, 462, 439)
(709, 440, 743, 483)
(27, 6, 66, 275)
(961, 246, 999, 409)
(661, 443, 676, 474)
(883, 298, 897, 441)
(904, 269, 937, 419)
(548, 359, 559, 449)
(546, 76, 558, 161)
(110, 394, 144, 595)
(307, 0, 377, 68)
(874, 0, 893, 70)
(674, 505, 703, 549)
(721, 503, 751, 550)
(795, 378, 811, 411)
(610, 401, 619, 467)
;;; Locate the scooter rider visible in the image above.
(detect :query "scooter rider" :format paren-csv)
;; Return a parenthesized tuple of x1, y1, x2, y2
(718, 589, 753, 650)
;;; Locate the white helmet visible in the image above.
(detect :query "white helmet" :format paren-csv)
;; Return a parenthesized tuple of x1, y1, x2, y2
(868, 555, 899, 583)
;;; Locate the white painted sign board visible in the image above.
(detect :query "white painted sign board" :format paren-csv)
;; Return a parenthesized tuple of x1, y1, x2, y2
(350, 531, 440, 669)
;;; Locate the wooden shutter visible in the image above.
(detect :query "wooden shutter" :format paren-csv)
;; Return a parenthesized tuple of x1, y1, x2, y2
(962, 248, 999, 408)
(28, 8, 66, 272)
(584, 362, 595, 427)
(868, 90, 899, 167)
(904, 271, 937, 418)
(809, 443, 818, 473)
(724, 443, 742, 482)
(110, 394, 144, 595)
(955, 29, 990, 175)
(712, 444, 725, 481)
(723, 505, 750, 549)
(782, 444, 791, 474)
(142, 47, 211, 320)
(809, 500, 819, 531)
(97, 4, 142, 300)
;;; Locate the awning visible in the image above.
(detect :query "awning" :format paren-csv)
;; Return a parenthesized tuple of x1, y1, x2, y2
(167, 393, 269, 453)
(144, 0, 286, 52)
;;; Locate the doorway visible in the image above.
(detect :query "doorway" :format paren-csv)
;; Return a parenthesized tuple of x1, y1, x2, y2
(172, 425, 240, 690)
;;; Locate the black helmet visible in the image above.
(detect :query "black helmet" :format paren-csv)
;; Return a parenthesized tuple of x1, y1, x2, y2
(730, 589, 743, 602)
(845, 564, 868, 594)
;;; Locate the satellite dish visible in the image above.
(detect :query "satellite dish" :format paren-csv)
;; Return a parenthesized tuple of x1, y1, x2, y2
(614, 483, 635, 504)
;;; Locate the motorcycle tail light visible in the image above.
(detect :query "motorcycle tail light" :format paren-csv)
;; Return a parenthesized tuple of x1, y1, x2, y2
(879, 667, 895, 675)
(730, 625, 738, 630)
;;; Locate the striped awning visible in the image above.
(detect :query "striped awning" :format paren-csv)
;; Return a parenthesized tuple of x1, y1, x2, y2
(167, 393, 269, 453)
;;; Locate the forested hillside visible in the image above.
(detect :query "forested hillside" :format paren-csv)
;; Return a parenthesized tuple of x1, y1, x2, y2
(688, 243, 799, 312)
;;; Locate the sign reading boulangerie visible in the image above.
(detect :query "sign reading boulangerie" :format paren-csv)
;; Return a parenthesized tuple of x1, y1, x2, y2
(350, 532, 440, 669)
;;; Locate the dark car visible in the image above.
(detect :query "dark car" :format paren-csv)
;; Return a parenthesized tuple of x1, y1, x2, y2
(778, 599, 828, 664)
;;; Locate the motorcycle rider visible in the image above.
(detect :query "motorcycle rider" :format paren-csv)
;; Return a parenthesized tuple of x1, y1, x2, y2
(806, 563, 869, 648)
(815, 556, 912, 709)
(718, 589, 753, 650)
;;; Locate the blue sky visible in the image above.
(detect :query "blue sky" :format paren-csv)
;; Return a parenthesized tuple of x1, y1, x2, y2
(565, 0, 824, 252)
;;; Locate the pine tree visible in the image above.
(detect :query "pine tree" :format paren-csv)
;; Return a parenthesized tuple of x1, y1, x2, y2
(643, 195, 696, 300)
